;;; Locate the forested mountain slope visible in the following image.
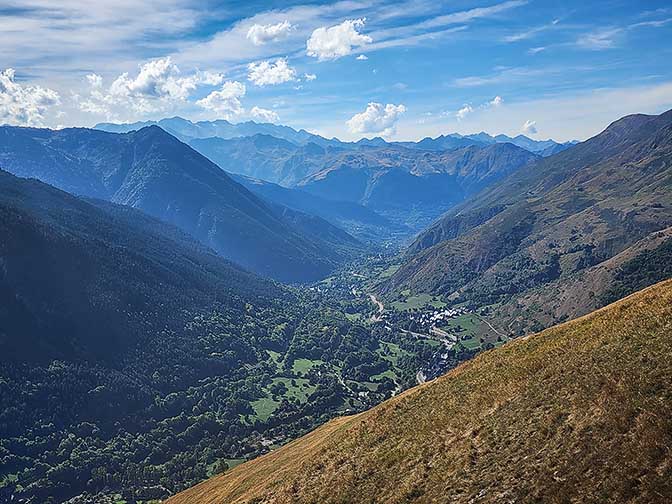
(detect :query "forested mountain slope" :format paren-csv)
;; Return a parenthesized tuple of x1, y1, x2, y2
(0, 169, 429, 503)
(0, 125, 358, 282)
(384, 109, 672, 334)
(167, 279, 672, 504)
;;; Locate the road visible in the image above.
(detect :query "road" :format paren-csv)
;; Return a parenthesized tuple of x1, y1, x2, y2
(476, 314, 507, 338)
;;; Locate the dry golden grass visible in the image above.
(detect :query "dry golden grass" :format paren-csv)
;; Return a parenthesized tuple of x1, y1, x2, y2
(167, 280, 672, 504)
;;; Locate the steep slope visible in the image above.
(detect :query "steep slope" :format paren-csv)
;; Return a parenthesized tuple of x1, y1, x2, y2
(297, 143, 538, 230)
(0, 125, 353, 282)
(0, 168, 279, 362)
(231, 173, 409, 243)
(186, 134, 536, 232)
(167, 279, 672, 504)
(386, 109, 672, 333)
(189, 135, 343, 186)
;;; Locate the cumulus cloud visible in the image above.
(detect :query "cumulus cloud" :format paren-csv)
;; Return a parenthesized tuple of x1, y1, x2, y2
(246, 20, 294, 45)
(0, 68, 60, 126)
(356, 54, 368, 60)
(304, 73, 317, 81)
(250, 106, 280, 123)
(521, 119, 538, 135)
(78, 57, 224, 117)
(307, 19, 372, 61)
(247, 58, 297, 86)
(196, 81, 246, 117)
(489, 95, 503, 107)
(346, 102, 406, 137)
(456, 104, 473, 120)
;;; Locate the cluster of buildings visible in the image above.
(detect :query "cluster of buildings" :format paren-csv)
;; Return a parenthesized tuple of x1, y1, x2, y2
(408, 307, 467, 331)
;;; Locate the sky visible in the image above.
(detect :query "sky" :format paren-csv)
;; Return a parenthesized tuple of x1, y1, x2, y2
(1, 0, 672, 142)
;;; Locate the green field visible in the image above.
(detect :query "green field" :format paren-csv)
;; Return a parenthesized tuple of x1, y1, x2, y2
(439, 313, 481, 337)
(376, 341, 407, 367)
(251, 396, 281, 422)
(458, 336, 482, 350)
(0, 474, 17, 488)
(271, 377, 317, 402)
(391, 293, 446, 311)
(377, 264, 401, 279)
(251, 375, 318, 422)
(291, 358, 323, 375)
(370, 369, 398, 382)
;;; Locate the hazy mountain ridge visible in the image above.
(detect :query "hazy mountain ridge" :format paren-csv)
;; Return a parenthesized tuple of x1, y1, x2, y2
(0, 125, 363, 282)
(231, 173, 410, 243)
(383, 109, 672, 334)
(95, 116, 332, 146)
(95, 116, 573, 156)
(167, 279, 672, 504)
(185, 132, 537, 231)
(295, 142, 539, 230)
(93, 118, 562, 233)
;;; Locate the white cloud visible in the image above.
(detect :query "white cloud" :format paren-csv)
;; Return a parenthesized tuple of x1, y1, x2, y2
(304, 73, 317, 81)
(456, 104, 473, 120)
(246, 20, 294, 45)
(247, 58, 297, 86)
(250, 106, 280, 123)
(306, 19, 372, 61)
(196, 81, 246, 117)
(77, 57, 224, 117)
(346, 102, 406, 137)
(503, 18, 560, 43)
(576, 28, 622, 50)
(356, 54, 368, 60)
(521, 119, 538, 135)
(0, 68, 60, 126)
(490, 95, 503, 107)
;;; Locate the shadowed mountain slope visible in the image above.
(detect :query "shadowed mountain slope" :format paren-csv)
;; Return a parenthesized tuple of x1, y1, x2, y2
(231, 173, 409, 243)
(167, 279, 672, 504)
(0, 125, 357, 282)
(0, 168, 279, 362)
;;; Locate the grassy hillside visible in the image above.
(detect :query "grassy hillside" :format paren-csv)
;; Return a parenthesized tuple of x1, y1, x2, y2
(167, 279, 672, 504)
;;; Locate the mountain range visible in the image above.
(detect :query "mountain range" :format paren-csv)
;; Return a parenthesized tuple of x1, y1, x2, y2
(167, 279, 672, 504)
(382, 109, 672, 334)
(186, 133, 539, 230)
(0, 125, 365, 282)
(95, 116, 574, 156)
(93, 117, 571, 233)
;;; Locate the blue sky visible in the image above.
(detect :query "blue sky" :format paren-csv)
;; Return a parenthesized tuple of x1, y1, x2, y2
(1, 0, 672, 141)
